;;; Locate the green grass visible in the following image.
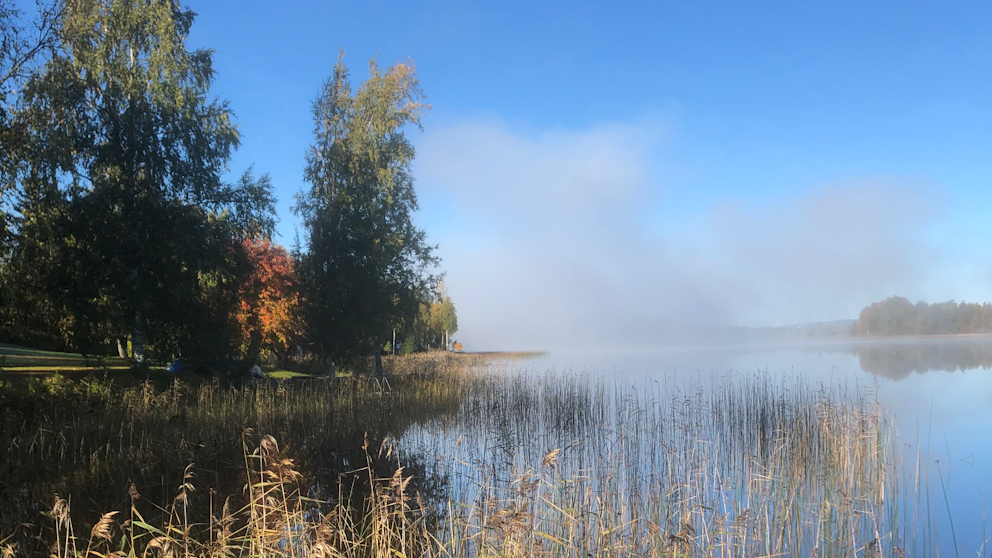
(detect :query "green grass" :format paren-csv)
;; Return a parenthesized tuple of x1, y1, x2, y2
(265, 369, 314, 379)
(263, 369, 355, 379)
(0, 343, 128, 373)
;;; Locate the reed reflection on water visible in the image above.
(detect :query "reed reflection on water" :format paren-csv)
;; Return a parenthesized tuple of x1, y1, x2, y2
(399, 364, 943, 556)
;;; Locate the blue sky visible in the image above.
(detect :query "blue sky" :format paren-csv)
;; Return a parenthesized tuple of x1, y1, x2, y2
(182, 1, 991, 349)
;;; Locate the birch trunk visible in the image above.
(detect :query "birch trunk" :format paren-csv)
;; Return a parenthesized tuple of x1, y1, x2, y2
(130, 268, 144, 365)
(131, 310, 144, 365)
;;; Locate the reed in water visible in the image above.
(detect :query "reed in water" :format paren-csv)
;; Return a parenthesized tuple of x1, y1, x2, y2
(0, 357, 942, 556)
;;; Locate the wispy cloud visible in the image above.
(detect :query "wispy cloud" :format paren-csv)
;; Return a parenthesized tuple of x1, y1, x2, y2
(416, 117, 947, 351)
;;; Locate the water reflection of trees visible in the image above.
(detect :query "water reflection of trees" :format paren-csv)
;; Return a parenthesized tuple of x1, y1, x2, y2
(856, 339, 992, 380)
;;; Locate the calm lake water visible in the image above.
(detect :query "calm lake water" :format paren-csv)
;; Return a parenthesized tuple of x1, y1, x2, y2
(521, 337, 992, 555)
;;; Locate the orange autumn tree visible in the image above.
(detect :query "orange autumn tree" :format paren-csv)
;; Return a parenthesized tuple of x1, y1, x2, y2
(236, 238, 302, 364)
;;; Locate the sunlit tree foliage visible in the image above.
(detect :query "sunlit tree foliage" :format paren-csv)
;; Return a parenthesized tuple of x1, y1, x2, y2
(235, 238, 302, 365)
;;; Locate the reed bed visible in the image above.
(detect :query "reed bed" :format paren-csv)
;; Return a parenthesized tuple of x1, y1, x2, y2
(0, 358, 939, 557)
(400, 371, 927, 557)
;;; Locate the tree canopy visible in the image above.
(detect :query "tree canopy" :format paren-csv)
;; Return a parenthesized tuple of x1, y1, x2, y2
(1, 0, 275, 364)
(0, 0, 60, 248)
(0, 3, 456, 372)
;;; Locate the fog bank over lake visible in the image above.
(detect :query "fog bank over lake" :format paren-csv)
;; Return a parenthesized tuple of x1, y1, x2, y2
(415, 118, 992, 352)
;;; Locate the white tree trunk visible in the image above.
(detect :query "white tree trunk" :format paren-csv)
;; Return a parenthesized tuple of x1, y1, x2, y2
(130, 268, 144, 365)
(131, 309, 144, 365)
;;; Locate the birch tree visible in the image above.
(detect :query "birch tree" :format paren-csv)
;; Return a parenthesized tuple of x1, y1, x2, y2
(295, 54, 438, 372)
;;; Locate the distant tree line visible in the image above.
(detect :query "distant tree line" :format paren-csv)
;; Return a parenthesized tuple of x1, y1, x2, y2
(0, 0, 456, 372)
(397, 284, 458, 354)
(857, 296, 992, 336)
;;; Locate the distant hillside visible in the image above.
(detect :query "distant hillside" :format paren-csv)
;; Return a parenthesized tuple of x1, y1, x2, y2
(858, 296, 992, 336)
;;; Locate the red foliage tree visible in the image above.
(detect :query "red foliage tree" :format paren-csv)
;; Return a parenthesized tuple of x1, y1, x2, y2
(236, 239, 302, 363)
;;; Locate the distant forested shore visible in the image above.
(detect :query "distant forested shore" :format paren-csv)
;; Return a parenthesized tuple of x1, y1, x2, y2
(738, 296, 992, 340)
(857, 296, 992, 337)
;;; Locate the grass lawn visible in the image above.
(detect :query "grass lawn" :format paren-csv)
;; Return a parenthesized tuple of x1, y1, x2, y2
(265, 369, 353, 379)
(0, 343, 129, 373)
(265, 369, 312, 379)
(1, 343, 485, 379)
(0, 343, 354, 379)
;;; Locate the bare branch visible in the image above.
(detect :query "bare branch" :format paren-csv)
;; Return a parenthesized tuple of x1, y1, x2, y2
(0, 0, 62, 91)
